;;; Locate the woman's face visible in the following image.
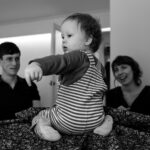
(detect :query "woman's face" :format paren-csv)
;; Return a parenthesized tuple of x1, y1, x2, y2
(113, 64, 134, 86)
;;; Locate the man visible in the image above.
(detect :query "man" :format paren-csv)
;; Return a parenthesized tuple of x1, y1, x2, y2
(0, 42, 40, 120)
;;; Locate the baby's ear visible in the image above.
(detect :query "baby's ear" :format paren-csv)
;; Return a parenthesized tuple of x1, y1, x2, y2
(85, 36, 93, 46)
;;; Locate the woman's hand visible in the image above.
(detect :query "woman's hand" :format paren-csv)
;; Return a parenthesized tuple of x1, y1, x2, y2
(118, 105, 130, 111)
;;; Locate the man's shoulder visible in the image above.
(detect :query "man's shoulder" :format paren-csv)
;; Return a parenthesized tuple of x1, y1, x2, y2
(17, 76, 26, 83)
(17, 76, 36, 87)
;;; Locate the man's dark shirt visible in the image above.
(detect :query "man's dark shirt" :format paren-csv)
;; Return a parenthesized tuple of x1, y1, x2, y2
(0, 75, 40, 120)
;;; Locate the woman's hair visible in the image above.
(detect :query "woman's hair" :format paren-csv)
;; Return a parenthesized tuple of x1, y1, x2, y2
(0, 42, 20, 58)
(112, 55, 143, 86)
(62, 13, 102, 53)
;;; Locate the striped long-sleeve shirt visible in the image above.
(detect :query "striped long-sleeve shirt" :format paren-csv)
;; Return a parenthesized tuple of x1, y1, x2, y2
(33, 50, 107, 134)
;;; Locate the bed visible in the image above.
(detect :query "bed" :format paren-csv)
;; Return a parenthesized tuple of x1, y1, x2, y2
(1, 107, 150, 150)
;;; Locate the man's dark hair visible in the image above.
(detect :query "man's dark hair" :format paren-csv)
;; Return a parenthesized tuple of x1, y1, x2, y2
(0, 42, 21, 59)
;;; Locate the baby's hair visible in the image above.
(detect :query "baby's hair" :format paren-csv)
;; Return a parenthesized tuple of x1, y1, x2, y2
(112, 55, 143, 86)
(0, 42, 20, 58)
(63, 13, 102, 53)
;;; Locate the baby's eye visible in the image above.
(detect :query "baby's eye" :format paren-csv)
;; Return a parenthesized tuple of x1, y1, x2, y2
(67, 34, 72, 38)
(61, 35, 64, 39)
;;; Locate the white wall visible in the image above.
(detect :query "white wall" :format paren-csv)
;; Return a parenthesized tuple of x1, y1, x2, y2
(0, 11, 109, 38)
(110, 0, 150, 88)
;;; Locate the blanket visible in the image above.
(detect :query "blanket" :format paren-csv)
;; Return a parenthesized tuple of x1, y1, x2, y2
(0, 107, 150, 150)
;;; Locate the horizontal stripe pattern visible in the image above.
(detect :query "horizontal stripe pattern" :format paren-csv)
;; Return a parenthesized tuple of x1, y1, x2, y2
(51, 51, 107, 134)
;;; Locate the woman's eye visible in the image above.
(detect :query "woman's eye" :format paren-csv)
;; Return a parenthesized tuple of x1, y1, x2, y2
(121, 65, 127, 69)
(113, 67, 118, 73)
(114, 69, 118, 73)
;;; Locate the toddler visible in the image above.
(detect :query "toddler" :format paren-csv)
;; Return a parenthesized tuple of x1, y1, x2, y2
(25, 13, 113, 141)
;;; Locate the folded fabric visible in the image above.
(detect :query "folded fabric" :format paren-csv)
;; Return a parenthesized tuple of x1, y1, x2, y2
(15, 107, 45, 120)
(105, 106, 150, 132)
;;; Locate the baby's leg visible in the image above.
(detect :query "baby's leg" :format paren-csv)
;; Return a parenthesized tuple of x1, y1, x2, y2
(34, 117, 61, 141)
(31, 109, 51, 128)
(32, 109, 61, 141)
(93, 115, 113, 136)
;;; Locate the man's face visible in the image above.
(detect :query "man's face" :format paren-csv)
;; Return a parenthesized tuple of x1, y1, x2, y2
(0, 53, 20, 76)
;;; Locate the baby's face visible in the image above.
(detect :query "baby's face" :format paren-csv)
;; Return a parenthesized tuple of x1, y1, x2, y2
(61, 20, 90, 52)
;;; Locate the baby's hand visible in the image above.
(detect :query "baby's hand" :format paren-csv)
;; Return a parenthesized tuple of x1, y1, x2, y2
(24, 62, 43, 86)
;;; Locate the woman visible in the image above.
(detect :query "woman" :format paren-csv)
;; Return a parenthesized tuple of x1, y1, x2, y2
(105, 55, 150, 115)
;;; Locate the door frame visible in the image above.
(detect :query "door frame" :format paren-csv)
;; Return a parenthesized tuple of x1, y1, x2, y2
(50, 23, 61, 104)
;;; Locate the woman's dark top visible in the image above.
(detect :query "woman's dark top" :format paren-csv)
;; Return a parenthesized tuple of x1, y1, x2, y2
(105, 86, 150, 115)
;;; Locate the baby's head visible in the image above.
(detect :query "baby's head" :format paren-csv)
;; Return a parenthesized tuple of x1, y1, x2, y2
(61, 13, 102, 53)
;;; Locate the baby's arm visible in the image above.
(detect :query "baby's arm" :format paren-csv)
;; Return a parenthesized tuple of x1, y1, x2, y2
(24, 62, 43, 86)
(25, 50, 85, 86)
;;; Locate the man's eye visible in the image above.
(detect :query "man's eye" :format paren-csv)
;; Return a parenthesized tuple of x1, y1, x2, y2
(68, 34, 72, 37)
(6, 58, 12, 61)
(15, 57, 20, 61)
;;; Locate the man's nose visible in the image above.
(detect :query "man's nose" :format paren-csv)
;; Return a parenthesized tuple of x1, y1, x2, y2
(12, 59, 18, 65)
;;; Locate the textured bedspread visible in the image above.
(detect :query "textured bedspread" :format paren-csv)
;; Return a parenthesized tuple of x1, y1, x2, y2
(0, 107, 150, 150)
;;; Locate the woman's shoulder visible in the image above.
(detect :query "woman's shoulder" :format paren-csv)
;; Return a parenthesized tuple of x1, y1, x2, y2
(137, 85, 150, 98)
(105, 87, 123, 106)
(106, 86, 122, 97)
(107, 86, 121, 93)
(145, 85, 150, 88)
(143, 85, 150, 92)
